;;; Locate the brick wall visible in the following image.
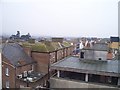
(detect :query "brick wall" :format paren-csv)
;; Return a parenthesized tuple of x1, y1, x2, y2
(32, 52, 50, 73)
(57, 50, 63, 60)
(16, 64, 33, 75)
(107, 52, 113, 60)
(2, 56, 16, 88)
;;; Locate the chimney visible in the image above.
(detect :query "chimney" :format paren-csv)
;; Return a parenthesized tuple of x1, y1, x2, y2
(23, 47, 32, 57)
(107, 50, 113, 60)
(86, 41, 90, 48)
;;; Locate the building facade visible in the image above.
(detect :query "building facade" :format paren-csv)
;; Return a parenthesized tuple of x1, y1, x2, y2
(2, 43, 47, 88)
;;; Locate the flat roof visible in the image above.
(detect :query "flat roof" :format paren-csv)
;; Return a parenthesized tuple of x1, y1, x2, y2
(51, 56, 120, 77)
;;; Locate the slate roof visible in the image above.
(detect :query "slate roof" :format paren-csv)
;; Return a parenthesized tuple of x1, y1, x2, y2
(51, 56, 120, 77)
(2, 43, 35, 67)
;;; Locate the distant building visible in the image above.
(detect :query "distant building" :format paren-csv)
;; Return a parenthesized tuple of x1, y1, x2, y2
(109, 37, 119, 59)
(10, 31, 20, 40)
(110, 37, 119, 42)
(9, 31, 31, 41)
(80, 43, 112, 60)
(109, 37, 119, 49)
(21, 33, 31, 41)
(52, 38, 64, 43)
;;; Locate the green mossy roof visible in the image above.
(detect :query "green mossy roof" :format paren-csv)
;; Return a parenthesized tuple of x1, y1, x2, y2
(22, 41, 71, 52)
(62, 41, 71, 47)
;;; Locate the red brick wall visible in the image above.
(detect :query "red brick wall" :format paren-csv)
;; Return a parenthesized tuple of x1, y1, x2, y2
(67, 46, 74, 56)
(32, 52, 50, 73)
(2, 56, 16, 88)
(107, 52, 113, 60)
(50, 52, 56, 64)
(16, 64, 33, 75)
(57, 50, 63, 60)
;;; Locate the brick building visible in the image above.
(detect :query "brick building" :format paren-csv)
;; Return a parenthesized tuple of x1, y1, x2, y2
(2, 43, 47, 88)
(22, 41, 74, 88)
(1, 40, 74, 89)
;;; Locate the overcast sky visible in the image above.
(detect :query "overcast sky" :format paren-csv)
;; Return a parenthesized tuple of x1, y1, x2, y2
(1, 0, 120, 38)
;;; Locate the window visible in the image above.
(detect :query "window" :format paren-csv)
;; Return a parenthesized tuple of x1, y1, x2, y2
(5, 68, 9, 76)
(23, 71, 27, 77)
(6, 81, 9, 88)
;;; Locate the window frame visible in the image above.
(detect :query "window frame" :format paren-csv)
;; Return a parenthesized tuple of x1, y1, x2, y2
(5, 68, 9, 76)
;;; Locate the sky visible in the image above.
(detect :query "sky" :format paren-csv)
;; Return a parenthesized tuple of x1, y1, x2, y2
(1, 0, 120, 38)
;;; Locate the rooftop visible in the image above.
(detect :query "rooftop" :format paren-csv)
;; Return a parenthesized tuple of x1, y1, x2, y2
(2, 43, 35, 67)
(22, 41, 71, 52)
(51, 56, 120, 77)
(83, 43, 108, 51)
(17, 71, 45, 83)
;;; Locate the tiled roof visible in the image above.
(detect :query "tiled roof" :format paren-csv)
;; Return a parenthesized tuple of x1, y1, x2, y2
(2, 43, 35, 67)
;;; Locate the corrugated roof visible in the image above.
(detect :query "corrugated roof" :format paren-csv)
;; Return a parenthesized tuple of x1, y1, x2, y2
(51, 56, 119, 76)
(2, 43, 35, 67)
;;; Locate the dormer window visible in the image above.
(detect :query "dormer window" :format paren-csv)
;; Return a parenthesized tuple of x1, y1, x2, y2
(5, 68, 9, 76)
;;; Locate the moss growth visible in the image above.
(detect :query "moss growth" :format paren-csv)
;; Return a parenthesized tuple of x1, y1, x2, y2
(51, 42, 61, 50)
(45, 42, 55, 52)
(62, 41, 71, 47)
(31, 44, 47, 52)
(21, 41, 71, 52)
(22, 42, 47, 52)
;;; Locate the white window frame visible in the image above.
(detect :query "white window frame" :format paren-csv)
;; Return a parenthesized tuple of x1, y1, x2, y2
(24, 71, 27, 77)
(6, 81, 9, 88)
(5, 68, 9, 76)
